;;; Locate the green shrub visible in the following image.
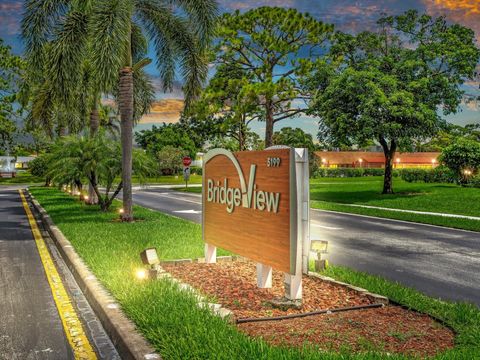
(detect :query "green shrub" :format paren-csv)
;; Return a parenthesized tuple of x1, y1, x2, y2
(399, 167, 457, 184)
(312, 167, 391, 178)
(190, 166, 202, 176)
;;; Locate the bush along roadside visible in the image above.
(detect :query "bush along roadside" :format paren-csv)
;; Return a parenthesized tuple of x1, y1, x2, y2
(28, 186, 480, 359)
(399, 166, 457, 184)
(312, 167, 393, 178)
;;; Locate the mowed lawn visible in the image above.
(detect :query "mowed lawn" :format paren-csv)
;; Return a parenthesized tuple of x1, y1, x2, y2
(310, 177, 480, 231)
(310, 177, 480, 216)
(28, 187, 480, 359)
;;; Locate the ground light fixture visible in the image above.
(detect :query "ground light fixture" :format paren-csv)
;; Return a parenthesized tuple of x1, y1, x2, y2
(311, 240, 329, 271)
(136, 248, 162, 280)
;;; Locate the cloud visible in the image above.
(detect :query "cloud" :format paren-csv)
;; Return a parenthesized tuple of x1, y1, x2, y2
(138, 99, 184, 124)
(0, 1, 22, 36)
(422, 0, 480, 43)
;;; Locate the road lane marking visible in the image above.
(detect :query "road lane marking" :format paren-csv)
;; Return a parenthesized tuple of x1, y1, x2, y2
(137, 192, 201, 205)
(173, 209, 202, 214)
(311, 208, 480, 234)
(330, 203, 480, 221)
(19, 190, 97, 360)
(311, 224, 343, 230)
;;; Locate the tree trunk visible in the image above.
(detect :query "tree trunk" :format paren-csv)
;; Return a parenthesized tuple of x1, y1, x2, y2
(238, 116, 244, 151)
(119, 67, 134, 221)
(58, 124, 68, 137)
(264, 98, 274, 148)
(87, 102, 100, 205)
(380, 137, 397, 194)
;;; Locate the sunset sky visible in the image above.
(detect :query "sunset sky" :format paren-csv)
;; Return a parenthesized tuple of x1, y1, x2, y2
(1, 0, 479, 136)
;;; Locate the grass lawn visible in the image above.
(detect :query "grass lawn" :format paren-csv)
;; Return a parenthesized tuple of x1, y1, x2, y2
(0, 171, 44, 184)
(175, 186, 202, 194)
(127, 174, 203, 185)
(310, 177, 480, 231)
(30, 187, 480, 359)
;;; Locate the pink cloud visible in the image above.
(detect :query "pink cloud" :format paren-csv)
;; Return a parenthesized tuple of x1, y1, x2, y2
(0, 1, 22, 36)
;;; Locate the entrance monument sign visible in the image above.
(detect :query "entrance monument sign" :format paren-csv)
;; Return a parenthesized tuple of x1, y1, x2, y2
(202, 147, 310, 300)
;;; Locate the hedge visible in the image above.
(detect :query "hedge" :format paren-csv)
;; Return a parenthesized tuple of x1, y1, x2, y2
(312, 167, 393, 178)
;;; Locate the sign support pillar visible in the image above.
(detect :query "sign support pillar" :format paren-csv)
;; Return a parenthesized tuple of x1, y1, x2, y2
(205, 244, 216, 263)
(256, 263, 272, 288)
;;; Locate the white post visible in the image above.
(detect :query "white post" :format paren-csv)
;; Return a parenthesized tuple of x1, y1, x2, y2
(295, 148, 310, 274)
(205, 244, 217, 263)
(283, 148, 309, 301)
(284, 272, 302, 300)
(256, 263, 272, 288)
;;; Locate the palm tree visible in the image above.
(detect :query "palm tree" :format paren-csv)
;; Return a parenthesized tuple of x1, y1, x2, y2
(22, 0, 218, 221)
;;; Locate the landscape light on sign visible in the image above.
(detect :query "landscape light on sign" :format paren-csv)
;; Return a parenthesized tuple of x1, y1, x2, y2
(136, 248, 161, 281)
(135, 268, 147, 280)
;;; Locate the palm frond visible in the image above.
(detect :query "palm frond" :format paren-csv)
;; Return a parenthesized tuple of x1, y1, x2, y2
(136, 1, 209, 107)
(48, 10, 89, 104)
(90, 0, 133, 91)
(133, 68, 155, 122)
(171, 0, 218, 45)
(21, 0, 71, 69)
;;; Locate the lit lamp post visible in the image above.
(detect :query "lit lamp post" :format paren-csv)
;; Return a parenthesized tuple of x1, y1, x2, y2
(431, 159, 436, 167)
(358, 158, 363, 168)
(321, 158, 327, 168)
(396, 158, 401, 168)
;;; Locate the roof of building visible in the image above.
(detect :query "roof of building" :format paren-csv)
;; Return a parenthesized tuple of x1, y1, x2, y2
(314, 151, 441, 164)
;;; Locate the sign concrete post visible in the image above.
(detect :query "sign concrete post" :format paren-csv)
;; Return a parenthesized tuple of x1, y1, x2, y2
(205, 243, 216, 263)
(283, 148, 309, 300)
(256, 263, 272, 288)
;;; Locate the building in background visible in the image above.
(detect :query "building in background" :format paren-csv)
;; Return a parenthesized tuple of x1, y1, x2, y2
(315, 151, 440, 169)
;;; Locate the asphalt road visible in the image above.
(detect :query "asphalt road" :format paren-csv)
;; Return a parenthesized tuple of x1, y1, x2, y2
(132, 188, 480, 307)
(0, 187, 119, 359)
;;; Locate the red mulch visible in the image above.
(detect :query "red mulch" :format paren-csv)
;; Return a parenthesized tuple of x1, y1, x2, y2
(164, 261, 454, 357)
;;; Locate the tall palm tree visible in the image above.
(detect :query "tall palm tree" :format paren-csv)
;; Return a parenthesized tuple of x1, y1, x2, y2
(22, 0, 217, 221)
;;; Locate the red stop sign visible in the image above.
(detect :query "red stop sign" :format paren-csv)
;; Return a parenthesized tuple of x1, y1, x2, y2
(182, 156, 192, 166)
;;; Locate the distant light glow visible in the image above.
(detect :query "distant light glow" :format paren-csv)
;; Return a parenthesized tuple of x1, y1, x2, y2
(119, 208, 124, 214)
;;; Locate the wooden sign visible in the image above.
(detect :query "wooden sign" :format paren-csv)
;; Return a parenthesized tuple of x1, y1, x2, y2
(202, 148, 297, 274)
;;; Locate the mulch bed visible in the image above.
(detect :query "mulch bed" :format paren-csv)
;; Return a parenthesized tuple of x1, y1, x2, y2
(164, 261, 454, 357)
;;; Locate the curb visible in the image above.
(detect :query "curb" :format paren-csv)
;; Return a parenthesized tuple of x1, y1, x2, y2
(308, 272, 389, 305)
(26, 190, 160, 360)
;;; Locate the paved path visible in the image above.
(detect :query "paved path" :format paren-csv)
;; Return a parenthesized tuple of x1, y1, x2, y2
(0, 189, 119, 359)
(131, 188, 480, 307)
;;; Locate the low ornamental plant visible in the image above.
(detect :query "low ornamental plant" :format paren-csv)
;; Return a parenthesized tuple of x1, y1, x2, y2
(313, 167, 390, 178)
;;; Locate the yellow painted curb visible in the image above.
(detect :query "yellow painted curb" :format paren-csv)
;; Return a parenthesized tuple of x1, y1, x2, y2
(20, 190, 97, 360)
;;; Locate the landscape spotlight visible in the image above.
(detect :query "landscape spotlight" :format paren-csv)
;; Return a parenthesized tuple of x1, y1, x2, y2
(137, 248, 161, 280)
(84, 195, 89, 201)
(311, 240, 329, 271)
(140, 248, 160, 266)
(118, 208, 124, 214)
(135, 268, 148, 280)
